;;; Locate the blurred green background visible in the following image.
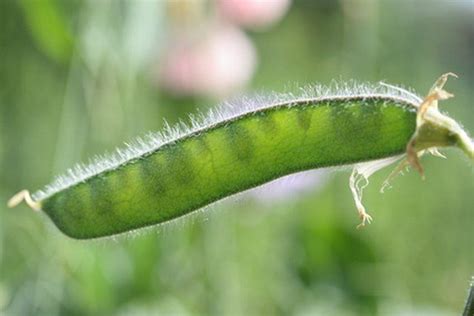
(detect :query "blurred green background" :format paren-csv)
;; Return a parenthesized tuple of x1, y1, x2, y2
(1, 0, 473, 315)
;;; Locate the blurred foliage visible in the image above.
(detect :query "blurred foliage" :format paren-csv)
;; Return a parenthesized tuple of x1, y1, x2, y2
(18, 0, 75, 63)
(0, 0, 473, 315)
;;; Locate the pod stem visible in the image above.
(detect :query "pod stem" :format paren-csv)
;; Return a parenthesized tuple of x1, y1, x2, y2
(459, 136, 474, 161)
(462, 278, 474, 316)
(406, 73, 474, 175)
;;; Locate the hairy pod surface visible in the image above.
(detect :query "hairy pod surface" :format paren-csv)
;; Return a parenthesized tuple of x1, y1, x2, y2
(9, 77, 473, 239)
(43, 97, 416, 238)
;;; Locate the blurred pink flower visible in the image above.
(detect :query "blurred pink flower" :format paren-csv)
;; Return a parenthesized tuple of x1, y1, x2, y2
(158, 25, 257, 97)
(217, 0, 291, 30)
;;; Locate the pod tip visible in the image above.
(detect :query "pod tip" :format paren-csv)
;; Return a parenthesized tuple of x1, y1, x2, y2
(7, 190, 41, 211)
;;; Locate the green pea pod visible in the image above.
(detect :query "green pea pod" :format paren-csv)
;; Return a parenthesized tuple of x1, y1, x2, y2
(8, 74, 473, 239)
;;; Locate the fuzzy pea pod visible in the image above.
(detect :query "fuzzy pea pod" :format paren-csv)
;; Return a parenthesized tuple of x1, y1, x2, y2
(8, 74, 473, 239)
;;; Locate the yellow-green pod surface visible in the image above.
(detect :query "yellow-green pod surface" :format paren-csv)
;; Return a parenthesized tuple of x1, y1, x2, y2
(37, 95, 418, 239)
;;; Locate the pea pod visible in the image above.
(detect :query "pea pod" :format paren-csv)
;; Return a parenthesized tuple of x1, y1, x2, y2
(8, 74, 473, 239)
